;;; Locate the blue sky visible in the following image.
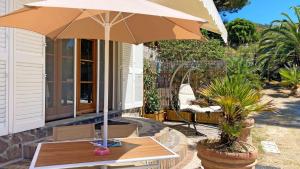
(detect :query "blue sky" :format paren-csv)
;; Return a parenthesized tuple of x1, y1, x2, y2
(225, 0, 299, 24)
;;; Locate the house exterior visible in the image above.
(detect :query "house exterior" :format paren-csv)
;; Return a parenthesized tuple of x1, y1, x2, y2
(0, 0, 143, 165)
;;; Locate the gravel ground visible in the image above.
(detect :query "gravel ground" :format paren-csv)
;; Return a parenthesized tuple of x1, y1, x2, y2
(165, 87, 300, 169)
(251, 88, 300, 169)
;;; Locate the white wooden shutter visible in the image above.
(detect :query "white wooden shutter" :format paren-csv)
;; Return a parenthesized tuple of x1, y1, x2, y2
(133, 44, 143, 107)
(121, 43, 144, 110)
(0, 0, 8, 136)
(12, 0, 45, 133)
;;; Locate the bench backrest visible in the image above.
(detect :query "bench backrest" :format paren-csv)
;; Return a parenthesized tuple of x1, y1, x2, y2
(53, 124, 96, 141)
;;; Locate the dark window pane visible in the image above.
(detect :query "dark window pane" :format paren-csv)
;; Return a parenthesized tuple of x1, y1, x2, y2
(80, 83, 93, 104)
(81, 61, 93, 81)
(61, 82, 74, 105)
(81, 39, 93, 60)
(62, 58, 74, 80)
(62, 39, 74, 57)
(46, 82, 54, 108)
(46, 38, 54, 55)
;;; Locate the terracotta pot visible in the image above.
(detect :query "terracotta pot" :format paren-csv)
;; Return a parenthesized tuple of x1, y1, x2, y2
(197, 142, 258, 169)
(238, 118, 255, 143)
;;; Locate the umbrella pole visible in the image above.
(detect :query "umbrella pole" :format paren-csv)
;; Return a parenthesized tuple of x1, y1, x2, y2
(103, 12, 110, 148)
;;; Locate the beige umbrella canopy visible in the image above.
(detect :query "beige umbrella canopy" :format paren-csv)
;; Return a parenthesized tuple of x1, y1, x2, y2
(150, 0, 228, 43)
(0, 0, 207, 43)
(0, 0, 208, 147)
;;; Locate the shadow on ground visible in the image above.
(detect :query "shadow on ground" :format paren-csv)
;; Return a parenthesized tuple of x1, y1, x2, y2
(253, 99, 300, 129)
(165, 122, 207, 137)
(256, 164, 281, 169)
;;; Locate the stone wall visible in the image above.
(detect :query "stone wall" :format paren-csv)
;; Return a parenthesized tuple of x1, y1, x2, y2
(0, 111, 122, 167)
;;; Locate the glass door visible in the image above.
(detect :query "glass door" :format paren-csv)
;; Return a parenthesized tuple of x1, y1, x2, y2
(46, 39, 75, 122)
(77, 39, 97, 114)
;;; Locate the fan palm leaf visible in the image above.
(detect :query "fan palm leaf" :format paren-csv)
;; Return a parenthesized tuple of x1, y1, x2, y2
(199, 76, 274, 145)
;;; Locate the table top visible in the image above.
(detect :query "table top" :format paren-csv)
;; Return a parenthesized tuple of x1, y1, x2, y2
(30, 137, 178, 169)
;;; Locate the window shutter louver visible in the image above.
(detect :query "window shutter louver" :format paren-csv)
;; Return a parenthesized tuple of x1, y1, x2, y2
(12, 0, 45, 133)
(0, 0, 8, 136)
(120, 43, 144, 110)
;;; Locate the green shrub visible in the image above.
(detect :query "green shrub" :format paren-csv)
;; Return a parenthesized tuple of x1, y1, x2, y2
(144, 60, 160, 114)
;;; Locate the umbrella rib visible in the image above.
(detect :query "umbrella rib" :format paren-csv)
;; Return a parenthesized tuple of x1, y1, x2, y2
(161, 17, 203, 39)
(98, 13, 105, 24)
(53, 10, 84, 40)
(111, 12, 122, 25)
(85, 10, 104, 26)
(111, 13, 135, 27)
(121, 14, 137, 44)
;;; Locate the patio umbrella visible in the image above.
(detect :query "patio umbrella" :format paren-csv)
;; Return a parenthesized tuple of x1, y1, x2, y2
(149, 0, 228, 43)
(0, 0, 208, 147)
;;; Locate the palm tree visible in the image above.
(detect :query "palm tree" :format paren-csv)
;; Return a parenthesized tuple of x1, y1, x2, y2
(226, 56, 262, 89)
(258, 7, 300, 79)
(200, 76, 273, 147)
(279, 66, 300, 96)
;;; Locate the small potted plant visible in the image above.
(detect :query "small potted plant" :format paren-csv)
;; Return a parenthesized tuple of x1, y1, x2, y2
(279, 66, 300, 97)
(143, 60, 164, 121)
(197, 76, 274, 169)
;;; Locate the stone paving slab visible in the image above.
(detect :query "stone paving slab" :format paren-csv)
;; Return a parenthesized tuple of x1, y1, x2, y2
(163, 121, 220, 169)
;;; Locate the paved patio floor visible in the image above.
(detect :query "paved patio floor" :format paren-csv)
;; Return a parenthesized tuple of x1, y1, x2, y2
(163, 121, 219, 169)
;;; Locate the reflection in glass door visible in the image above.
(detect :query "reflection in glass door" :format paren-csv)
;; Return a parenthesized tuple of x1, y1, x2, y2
(77, 39, 97, 114)
(46, 39, 75, 122)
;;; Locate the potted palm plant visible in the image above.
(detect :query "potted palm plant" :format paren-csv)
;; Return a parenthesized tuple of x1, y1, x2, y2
(197, 76, 273, 169)
(143, 60, 164, 121)
(279, 66, 300, 97)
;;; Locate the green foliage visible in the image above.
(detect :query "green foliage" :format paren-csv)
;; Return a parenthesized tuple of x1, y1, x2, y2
(258, 7, 300, 80)
(200, 76, 273, 145)
(144, 60, 160, 114)
(279, 66, 300, 95)
(226, 18, 258, 47)
(214, 0, 249, 13)
(226, 56, 262, 89)
(151, 39, 225, 61)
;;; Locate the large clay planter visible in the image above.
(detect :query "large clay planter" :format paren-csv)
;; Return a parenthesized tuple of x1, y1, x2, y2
(197, 142, 258, 169)
(238, 118, 255, 143)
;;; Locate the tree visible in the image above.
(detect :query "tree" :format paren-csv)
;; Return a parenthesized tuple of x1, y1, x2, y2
(214, 0, 249, 13)
(226, 18, 258, 47)
(258, 7, 300, 80)
(226, 56, 262, 89)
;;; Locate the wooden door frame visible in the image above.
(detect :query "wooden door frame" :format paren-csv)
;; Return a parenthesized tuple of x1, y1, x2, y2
(76, 39, 98, 114)
(46, 40, 75, 122)
(45, 40, 58, 119)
